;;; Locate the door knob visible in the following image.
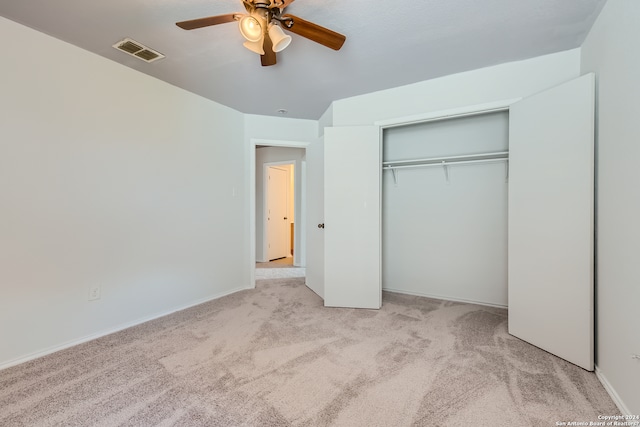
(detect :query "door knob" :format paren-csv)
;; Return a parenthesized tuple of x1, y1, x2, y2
(317, 223, 325, 229)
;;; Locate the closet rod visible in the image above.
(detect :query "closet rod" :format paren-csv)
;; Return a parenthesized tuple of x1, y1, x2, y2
(382, 151, 508, 170)
(383, 157, 508, 171)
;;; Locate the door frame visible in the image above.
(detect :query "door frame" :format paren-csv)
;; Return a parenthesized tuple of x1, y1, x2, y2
(249, 138, 310, 287)
(373, 99, 521, 302)
(263, 161, 294, 262)
(374, 99, 521, 129)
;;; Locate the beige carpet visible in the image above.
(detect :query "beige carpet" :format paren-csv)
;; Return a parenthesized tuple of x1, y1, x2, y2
(0, 278, 618, 426)
(256, 257, 296, 268)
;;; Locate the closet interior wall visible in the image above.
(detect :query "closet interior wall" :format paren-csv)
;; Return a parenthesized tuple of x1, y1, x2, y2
(382, 112, 509, 307)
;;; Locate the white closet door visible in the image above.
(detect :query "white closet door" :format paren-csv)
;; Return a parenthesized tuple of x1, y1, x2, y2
(509, 73, 595, 370)
(324, 126, 381, 309)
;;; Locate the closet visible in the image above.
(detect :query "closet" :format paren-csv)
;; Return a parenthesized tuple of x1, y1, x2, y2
(322, 73, 594, 371)
(382, 111, 509, 307)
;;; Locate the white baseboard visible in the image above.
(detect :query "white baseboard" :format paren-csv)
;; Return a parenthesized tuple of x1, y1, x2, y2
(382, 287, 508, 309)
(595, 366, 632, 415)
(0, 285, 251, 372)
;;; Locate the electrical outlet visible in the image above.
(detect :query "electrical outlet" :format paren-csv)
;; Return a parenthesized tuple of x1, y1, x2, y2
(88, 285, 101, 301)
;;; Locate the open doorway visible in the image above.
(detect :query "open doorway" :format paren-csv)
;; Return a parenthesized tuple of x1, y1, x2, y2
(253, 145, 307, 281)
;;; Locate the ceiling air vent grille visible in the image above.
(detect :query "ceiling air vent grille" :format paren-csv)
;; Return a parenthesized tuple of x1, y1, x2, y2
(113, 38, 165, 63)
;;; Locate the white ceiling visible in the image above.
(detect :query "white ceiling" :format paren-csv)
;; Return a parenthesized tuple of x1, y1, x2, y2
(0, 0, 607, 120)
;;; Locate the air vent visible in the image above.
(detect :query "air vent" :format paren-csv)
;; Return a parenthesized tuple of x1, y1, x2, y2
(112, 38, 165, 63)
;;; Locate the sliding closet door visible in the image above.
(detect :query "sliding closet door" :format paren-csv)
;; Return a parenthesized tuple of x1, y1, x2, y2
(324, 126, 381, 309)
(509, 73, 595, 370)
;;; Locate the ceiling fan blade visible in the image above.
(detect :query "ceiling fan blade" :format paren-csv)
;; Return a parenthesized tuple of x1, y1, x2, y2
(280, 0, 295, 8)
(281, 14, 345, 50)
(261, 33, 277, 66)
(176, 13, 238, 30)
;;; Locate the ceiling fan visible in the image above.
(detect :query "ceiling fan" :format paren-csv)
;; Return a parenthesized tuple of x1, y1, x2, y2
(176, 0, 346, 66)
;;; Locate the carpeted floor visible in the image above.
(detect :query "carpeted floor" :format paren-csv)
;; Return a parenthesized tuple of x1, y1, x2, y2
(256, 257, 305, 280)
(256, 257, 295, 268)
(0, 278, 618, 426)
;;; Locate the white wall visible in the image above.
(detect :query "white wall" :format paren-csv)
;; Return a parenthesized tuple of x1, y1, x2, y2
(331, 49, 582, 126)
(255, 147, 305, 263)
(382, 112, 509, 307)
(318, 104, 333, 136)
(581, 0, 640, 414)
(0, 17, 246, 367)
(244, 115, 318, 142)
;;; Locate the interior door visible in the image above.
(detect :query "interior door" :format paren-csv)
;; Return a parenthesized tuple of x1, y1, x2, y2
(508, 73, 595, 370)
(324, 126, 381, 309)
(267, 166, 289, 260)
(305, 136, 325, 298)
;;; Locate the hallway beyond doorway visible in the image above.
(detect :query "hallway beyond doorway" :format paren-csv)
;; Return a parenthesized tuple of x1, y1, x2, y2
(256, 256, 305, 280)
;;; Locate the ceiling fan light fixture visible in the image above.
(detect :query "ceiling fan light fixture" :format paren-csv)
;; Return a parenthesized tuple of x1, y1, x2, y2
(175, 1, 347, 67)
(243, 40, 265, 55)
(268, 24, 292, 52)
(239, 15, 263, 42)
